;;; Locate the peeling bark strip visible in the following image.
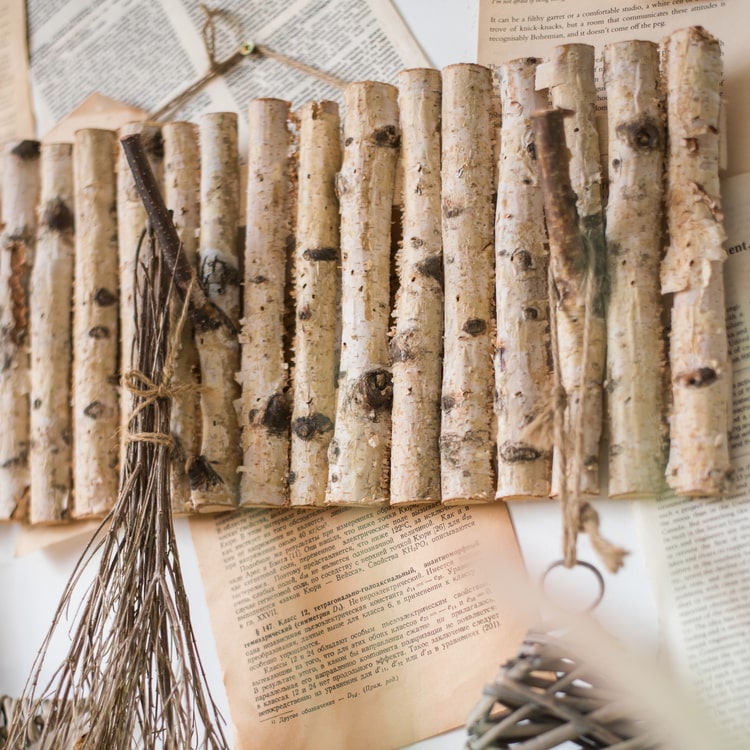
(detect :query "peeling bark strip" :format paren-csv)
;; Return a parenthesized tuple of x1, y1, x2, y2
(193, 112, 242, 511)
(494, 58, 552, 501)
(0, 140, 40, 522)
(536, 45, 606, 497)
(531, 109, 604, 502)
(290, 100, 341, 506)
(325, 81, 399, 506)
(117, 122, 163, 458)
(73, 129, 119, 518)
(661, 27, 731, 496)
(439, 64, 496, 505)
(29, 143, 75, 524)
(162, 121, 201, 514)
(604, 41, 667, 498)
(390, 68, 443, 505)
(238, 98, 293, 507)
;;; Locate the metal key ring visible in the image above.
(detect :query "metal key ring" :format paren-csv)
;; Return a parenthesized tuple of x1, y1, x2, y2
(540, 559, 605, 613)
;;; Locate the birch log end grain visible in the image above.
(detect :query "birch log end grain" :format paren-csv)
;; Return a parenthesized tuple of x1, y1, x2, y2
(494, 58, 552, 501)
(162, 121, 201, 514)
(117, 122, 163, 453)
(603, 41, 667, 498)
(389, 68, 443, 505)
(325, 81, 399, 506)
(29, 143, 75, 524)
(440, 63, 496, 505)
(662, 27, 731, 496)
(0, 140, 40, 522)
(537, 44, 606, 497)
(191, 112, 242, 511)
(290, 100, 341, 507)
(73, 129, 120, 518)
(239, 98, 292, 507)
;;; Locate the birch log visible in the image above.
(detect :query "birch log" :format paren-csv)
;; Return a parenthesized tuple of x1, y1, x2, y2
(238, 99, 292, 507)
(494, 58, 552, 501)
(162, 121, 201, 514)
(603, 41, 667, 498)
(73, 129, 119, 518)
(439, 64, 496, 505)
(0, 141, 40, 522)
(290, 100, 341, 507)
(29, 143, 75, 524)
(117, 122, 163, 452)
(191, 112, 241, 511)
(661, 27, 731, 496)
(389, 68, 443, 505)
(536, 45, 606, 496)
(325, 81, 399, 506)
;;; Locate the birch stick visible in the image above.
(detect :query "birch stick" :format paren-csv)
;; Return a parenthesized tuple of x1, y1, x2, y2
(439, 63, 496, 505)
(537, 44, 606, 496)
(603, 41, 667, 498)
(162, 121, 201, 514)
(661, 27, 731, 496)
(192, 112, 241, 511)
(325, 81, 399, 506)
(388, 68, 443, 505)
(0, 141, 40, 522)
(117, 122, 163, 454)
(73, 129, 120, 518)
(290, 100, 341, 507)
(29, 143, 75, 524)
(494, 57, 552, 501)
(238, 98, 293, 507)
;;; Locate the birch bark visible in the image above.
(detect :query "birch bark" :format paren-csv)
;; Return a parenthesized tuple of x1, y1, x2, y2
(440, 64, 496, 505)
(537, 45, 606, 497)
(162, 121, 201, 514)
(603, 41, 667, 498)
(390, 68, 443, 505)
(239, 98, 293, 507)
(325, 81, 399, 506)
(29, 143, 75, 524)
(0, 140, 40, 522)
(661, 27, 731, 496)
(290, 100, 341, 507)
(494, 57, 552, 501)
(72, 129, 120, 518)
(191, 112, 241, 511)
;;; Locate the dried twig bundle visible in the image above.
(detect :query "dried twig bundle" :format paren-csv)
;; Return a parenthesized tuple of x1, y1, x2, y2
(325, 81, 399, 506)
(29, 143, 75, 524)
(661, 27, 731, 496)
(162, 121, 201, 514)
(290, 100, 341, 507)
(440, 63, 496, 504)
(0, 140, 40, 522)
(494, 58, 552, 501)
(4, 136, 229, 749)
(239, 98, 293, 507)
(603, 41, 667, 498)
(192, 112, 242, 511)
(72, 129, 120, 519)
(390, 68, 443, 505)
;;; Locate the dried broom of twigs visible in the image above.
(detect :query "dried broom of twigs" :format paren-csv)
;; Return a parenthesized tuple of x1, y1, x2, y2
(3, 137, 228, 750)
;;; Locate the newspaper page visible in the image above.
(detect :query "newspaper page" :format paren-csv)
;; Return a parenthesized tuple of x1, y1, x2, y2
(636, 171, 750, 750)
(190, 503, 532, 750)
(27, 0, 429, 138)
(477, 0, 750, 177)
(0, 0, 35, 141)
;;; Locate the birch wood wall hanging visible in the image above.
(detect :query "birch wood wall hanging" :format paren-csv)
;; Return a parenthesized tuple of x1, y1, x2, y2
(0, 141, 40, 523)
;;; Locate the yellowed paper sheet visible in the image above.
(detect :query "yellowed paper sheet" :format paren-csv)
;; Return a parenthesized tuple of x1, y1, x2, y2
(477, 0, 749, 176)
(0, 0, 35, 141)
(191, 503, 531, 750)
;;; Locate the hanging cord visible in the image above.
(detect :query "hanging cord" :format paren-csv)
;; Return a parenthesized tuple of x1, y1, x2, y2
(149, 4, 348, 121)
